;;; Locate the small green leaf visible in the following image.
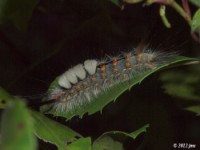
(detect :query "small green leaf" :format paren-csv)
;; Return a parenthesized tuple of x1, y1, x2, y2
(92, 124, 149, 150)
(159, 5, 171, 28)
(67, 137, 91, 150)
(41, 56, 196, 119)
(0, 0, 39, 31)
(191, 9, 200, 32)
(31, 111, 82, 150)
(0, 99, 37, 150)
(185, 105, 200, 116)
(190, 0, 200, 7)
(0, 87, 12, 108)
(92, 136, 123, 150)
(160, 70, 200, 100)
(129, 124, 149, 139)
(162, 84, 200, 100)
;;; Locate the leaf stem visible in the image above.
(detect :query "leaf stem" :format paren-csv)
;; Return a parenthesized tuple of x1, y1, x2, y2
(169, 0, 191, 25)
(159, 5, 171, 28)
(145, 0, 191, 26)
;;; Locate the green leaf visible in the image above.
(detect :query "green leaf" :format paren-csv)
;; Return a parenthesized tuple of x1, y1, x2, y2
(190, 0, 200, 7)
(67, 137, 91, 150)
(31, 111, 82, 150)
(0, 99, 37, 150)
(92, 124, 149, 150)
(0, 0, 39, 31)
(0, 87, 12, 108)
(185, 105, 200, 116)
(191, 9, 200, 32)
(161, 84, 200, 100)
(41, 56, 196, 119)
(129, 124, 149, 139)
(160, 69, 200, 101)
(92, 136, 123, 150)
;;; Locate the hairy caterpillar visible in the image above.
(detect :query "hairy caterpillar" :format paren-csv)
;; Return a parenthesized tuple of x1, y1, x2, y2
(41, 48, 173, 115)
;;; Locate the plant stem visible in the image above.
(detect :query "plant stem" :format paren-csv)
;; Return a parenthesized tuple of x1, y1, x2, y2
(169, 0, 191, 25)
(159, 5, 171, 28)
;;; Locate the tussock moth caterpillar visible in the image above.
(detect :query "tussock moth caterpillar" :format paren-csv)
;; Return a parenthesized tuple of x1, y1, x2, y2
(41, 48, 174, 115)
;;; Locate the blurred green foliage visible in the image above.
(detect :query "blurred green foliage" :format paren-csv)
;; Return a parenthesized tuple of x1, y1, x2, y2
(160, 68, 200, 100)
(190, 0, 200, 7)
(0, 0, 39, 31)
(92, 124, 149, 150)
(92, 136, 123, 150)
(0, 99, 37, 150)
(67, 138, 91, 150)
(32, 110, 82, 150)
(192, 9, 200, 32)
(185, 105, 200, 116)
(0, 87, 12, 108)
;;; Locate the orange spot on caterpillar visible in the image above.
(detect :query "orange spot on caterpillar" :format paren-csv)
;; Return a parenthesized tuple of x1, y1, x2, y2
(100, 65, 106, 71)
(91, 77, 97, 82)
(125, 53, 132, 61)
(113, 68, 118, 72)
(101, 73, 107, 79)
(113, 58, 118, 66)
(136, 53, 142, 63)
(75, 85, 81, 90)
(69, 89, 75, 94)
(83, 81, 88, 87)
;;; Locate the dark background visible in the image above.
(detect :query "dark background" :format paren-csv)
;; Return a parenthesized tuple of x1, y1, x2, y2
(0, 0, 200, 149)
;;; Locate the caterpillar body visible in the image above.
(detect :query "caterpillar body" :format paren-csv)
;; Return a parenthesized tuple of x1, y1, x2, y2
(42, 49, 171, 115)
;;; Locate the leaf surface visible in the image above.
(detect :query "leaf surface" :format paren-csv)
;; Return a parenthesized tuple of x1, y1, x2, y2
(0, 87, 12, 108)
(92, 124, 149, 150)
(0, 100, 37, 150)
(31, 111, 82, 150)
(0, 0, 39, 31)
(190, 0, 200, 7)
(185, 105, 200, 116)
(192, 9, 200, 32)
(67, 137, 91, 150)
